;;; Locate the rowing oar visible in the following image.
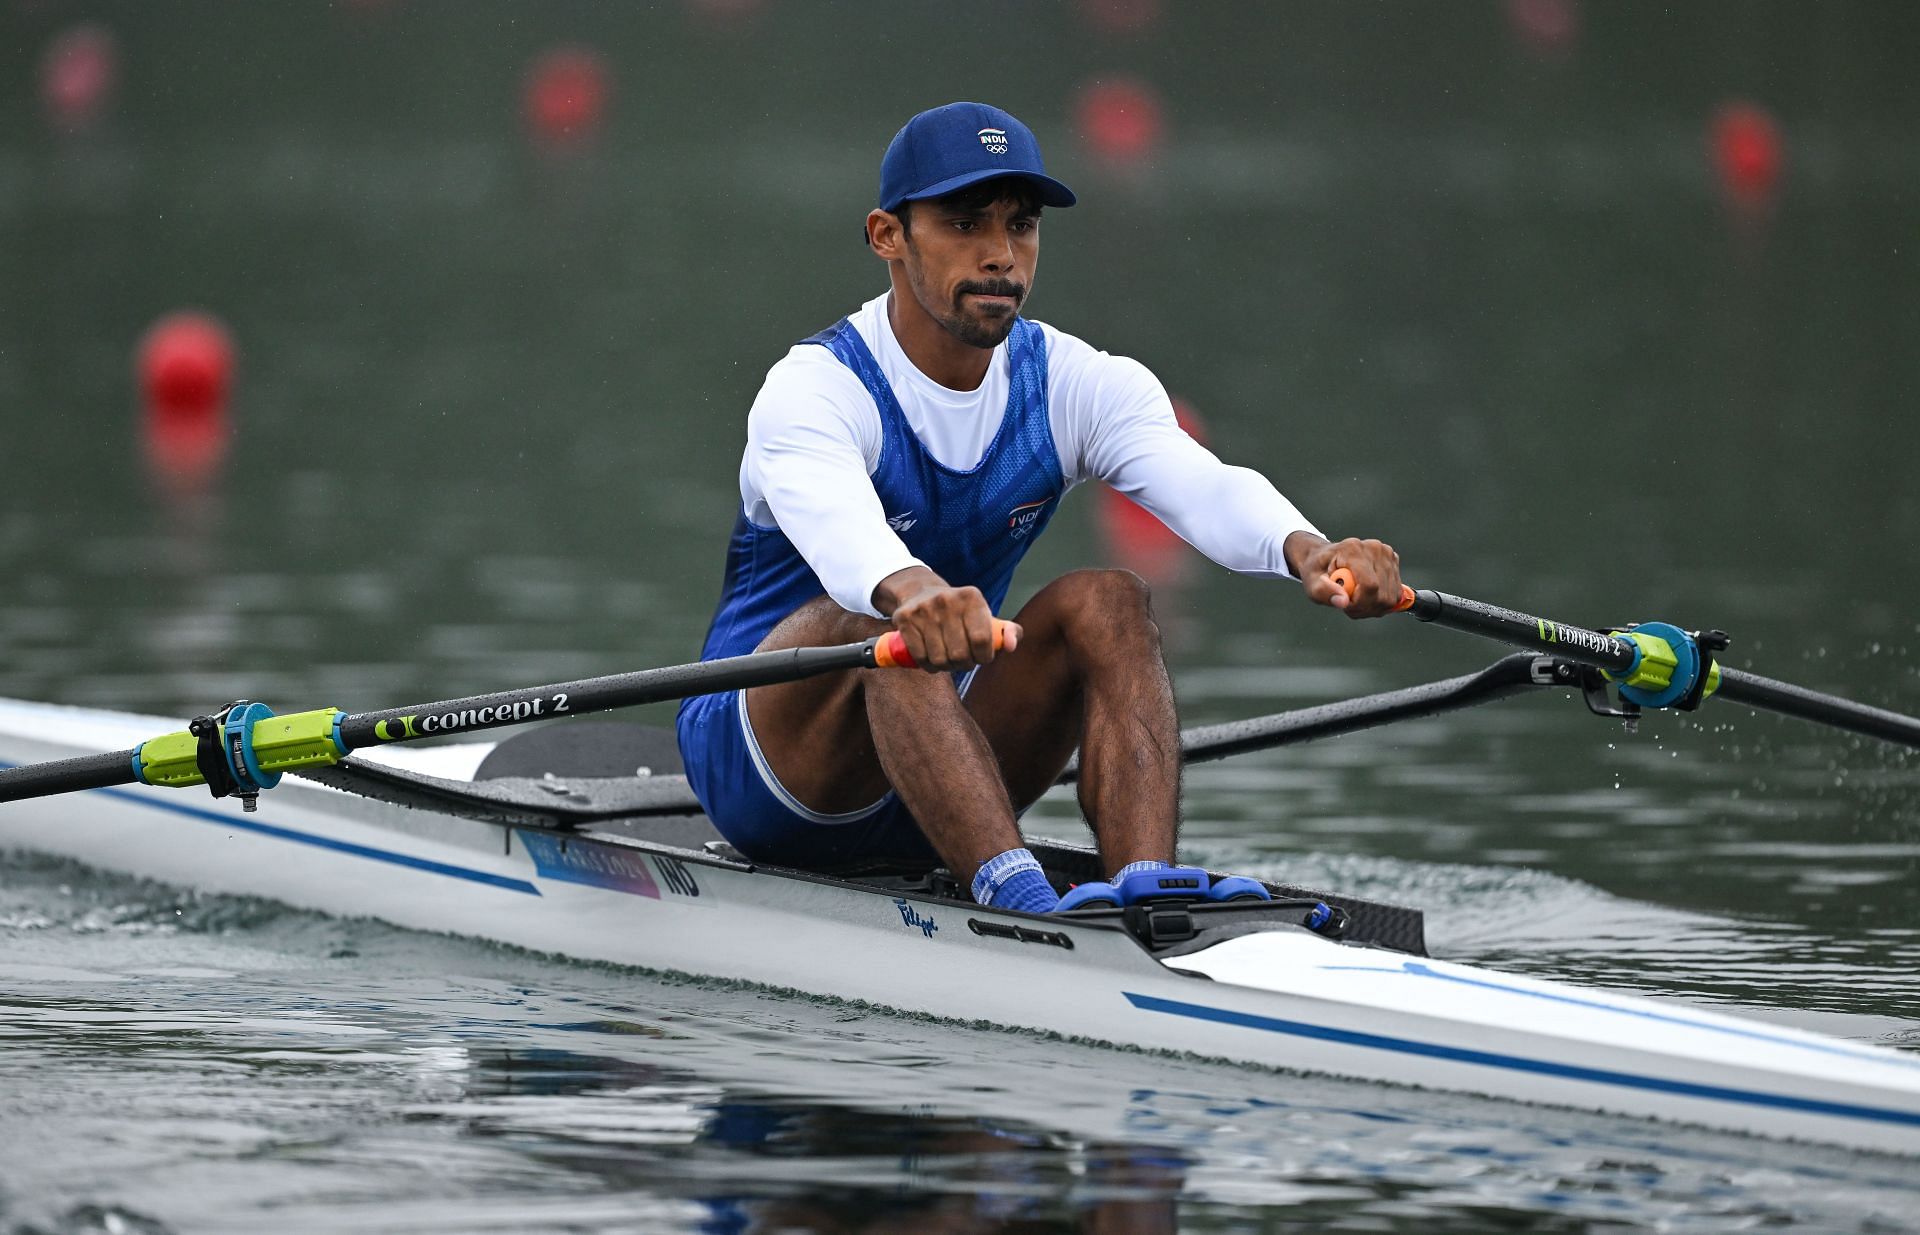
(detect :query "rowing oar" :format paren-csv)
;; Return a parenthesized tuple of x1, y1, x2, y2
(0, 622, 1007, 808)
(1331, 570, 1920, 750)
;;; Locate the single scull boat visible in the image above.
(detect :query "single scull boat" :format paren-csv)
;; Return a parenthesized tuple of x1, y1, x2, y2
(2, 586, 1917, 1154)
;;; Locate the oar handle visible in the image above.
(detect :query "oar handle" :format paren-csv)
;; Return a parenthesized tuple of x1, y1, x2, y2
(871, 618, 1013, 670)
(1329, 567, 1416, 613)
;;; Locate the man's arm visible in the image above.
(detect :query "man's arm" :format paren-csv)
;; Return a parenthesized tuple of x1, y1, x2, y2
(1063, 347, 1403, 617)
(747, 353, 1016, 666)
(744, 355, 923, 618)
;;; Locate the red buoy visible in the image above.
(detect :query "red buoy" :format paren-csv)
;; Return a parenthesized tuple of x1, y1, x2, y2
(1076, 77, 1165, 166)
(1710, 100, 1783, 209)
(138, 312, 234, 420)
(137, 312, 235, 493)
(524, 46, 610, 148)
(39, 24, 118, 135)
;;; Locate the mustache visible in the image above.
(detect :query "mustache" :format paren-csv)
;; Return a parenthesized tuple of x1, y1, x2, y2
(956, 280, 1026, 302)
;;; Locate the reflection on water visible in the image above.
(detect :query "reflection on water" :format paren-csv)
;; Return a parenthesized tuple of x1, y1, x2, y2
(413, 1049, 1187, 1233)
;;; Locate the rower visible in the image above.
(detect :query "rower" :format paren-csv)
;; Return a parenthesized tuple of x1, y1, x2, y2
(677, 101, 1404, 914)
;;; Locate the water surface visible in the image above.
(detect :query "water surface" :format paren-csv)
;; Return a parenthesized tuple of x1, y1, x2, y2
(3, 3, 1917, 1230)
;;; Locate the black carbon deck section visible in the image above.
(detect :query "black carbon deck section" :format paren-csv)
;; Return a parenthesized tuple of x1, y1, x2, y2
(303, 722, 1428, 956)
(299, 759, 706, 826)
(473, 720, 685, 780)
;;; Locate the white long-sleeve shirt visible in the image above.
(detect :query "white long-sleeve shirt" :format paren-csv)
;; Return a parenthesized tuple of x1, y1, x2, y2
(741, 292, 1322, 617)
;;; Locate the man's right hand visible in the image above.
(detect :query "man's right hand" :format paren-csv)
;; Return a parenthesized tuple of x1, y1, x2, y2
(873, 566, 1021, 671)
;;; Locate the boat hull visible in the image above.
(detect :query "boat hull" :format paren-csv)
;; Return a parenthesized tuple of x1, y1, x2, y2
(3, 697, 1918, 1155)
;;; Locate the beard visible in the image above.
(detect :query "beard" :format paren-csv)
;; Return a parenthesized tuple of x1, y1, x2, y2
(941, 306, 1017, 350)
(910, 268, 1027, 349)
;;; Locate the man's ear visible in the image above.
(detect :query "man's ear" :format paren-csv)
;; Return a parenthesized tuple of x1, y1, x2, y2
(867, 208, 907, 260)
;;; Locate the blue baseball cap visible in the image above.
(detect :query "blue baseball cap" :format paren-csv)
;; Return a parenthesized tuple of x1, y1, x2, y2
(877, 102, 1077, 214)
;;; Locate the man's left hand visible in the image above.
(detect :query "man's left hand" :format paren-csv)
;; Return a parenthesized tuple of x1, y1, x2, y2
(1286, 533, 1404, 619)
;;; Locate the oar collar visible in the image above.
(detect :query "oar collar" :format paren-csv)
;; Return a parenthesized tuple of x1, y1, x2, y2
(1604, 622, 1727, 711)
(133, 702, 347, 809)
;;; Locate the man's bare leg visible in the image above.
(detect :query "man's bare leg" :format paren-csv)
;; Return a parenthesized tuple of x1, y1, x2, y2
(741, 598, 1025, 885)
(965, 569, 1180, 876)
(744, 569, 1179, 890)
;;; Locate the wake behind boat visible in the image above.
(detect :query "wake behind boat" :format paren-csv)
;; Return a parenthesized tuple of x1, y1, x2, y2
(4, 585, 1920, 1157)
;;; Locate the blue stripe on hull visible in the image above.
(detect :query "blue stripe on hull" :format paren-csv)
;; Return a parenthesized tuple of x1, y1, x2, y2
(1124, 991, 1920, 1130)
(1316, 959, 1920, 1072)
(0, 760, 539, 896)
(98, 785, 543, 895)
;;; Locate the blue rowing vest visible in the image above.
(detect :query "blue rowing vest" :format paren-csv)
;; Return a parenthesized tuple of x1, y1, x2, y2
(695, 315, 1066, 663)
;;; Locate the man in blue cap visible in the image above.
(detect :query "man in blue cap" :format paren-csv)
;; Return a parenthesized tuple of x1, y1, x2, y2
(679, 102, 1403, 913)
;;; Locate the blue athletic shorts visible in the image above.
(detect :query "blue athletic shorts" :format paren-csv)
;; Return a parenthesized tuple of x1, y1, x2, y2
(675, 689, 940, 872)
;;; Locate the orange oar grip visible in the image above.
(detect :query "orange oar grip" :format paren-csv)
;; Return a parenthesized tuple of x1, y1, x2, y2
(1329, 567, 1416, 613)
(872, 632, 913, 669)
(873, 618, 1011, 669)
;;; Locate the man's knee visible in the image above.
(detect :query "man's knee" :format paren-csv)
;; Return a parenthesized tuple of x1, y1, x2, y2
(1033, 569, 1160, 647)
(1062, 567, 1155, 620)
(1070, 567, 1152, 607)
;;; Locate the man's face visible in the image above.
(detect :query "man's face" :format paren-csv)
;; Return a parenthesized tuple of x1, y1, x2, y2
(892, 193, 1041, 349)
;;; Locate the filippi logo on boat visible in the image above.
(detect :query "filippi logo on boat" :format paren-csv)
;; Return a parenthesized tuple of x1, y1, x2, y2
(893, 897, 938, 938)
